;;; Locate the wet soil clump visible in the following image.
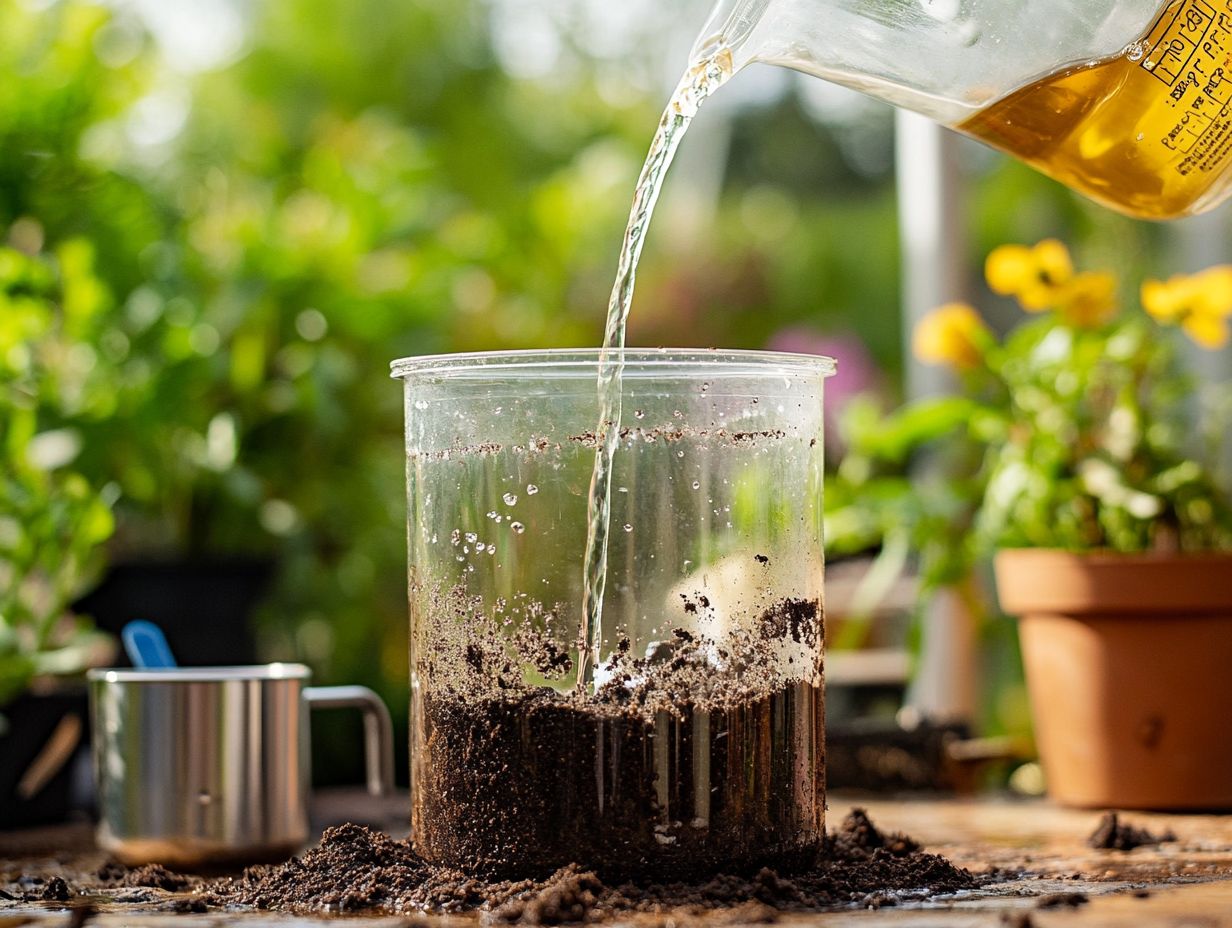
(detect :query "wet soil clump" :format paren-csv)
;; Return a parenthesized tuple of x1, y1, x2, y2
(1087, 813, 1176, 851)
(204, 810, 977, 919)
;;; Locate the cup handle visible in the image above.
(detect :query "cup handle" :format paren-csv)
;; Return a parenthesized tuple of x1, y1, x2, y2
(304, 686, 396, 797)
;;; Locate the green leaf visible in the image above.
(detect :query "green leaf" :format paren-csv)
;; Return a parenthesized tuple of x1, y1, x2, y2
(848, 396, 981, 463)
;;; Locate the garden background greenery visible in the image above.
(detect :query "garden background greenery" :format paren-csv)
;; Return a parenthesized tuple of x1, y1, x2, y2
(0, 0, 1196, 779)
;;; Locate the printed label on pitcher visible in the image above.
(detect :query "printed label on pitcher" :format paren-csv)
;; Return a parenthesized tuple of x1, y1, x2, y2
(1142, 0, 1232, 174)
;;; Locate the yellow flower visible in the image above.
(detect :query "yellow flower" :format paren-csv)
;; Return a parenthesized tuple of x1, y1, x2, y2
(1055, 271, 1118, 328)
(985, 239, 1074, 311)
(913, 302, 990, 370)
(1141, 265, 1232, 349)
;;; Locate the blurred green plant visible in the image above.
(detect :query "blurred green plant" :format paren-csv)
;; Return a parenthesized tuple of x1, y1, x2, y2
(0, 0, 234, 557)
(0, 242, 115, 710)
(0, 1, 161, 297)
(1, 0, 1169, 773)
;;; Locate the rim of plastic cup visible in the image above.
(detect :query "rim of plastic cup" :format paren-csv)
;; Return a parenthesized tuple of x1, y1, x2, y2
(390, 348, 836, 380)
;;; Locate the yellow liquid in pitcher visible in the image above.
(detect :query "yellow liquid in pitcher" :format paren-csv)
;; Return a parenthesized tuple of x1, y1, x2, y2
(960, 0, 1232, 219)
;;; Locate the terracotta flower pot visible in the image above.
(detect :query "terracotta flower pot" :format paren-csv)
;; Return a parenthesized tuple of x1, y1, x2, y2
(994, 548, 1232, 810)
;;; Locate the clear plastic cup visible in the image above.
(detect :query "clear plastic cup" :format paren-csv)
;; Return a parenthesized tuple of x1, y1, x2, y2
(392, 348, 835, 880)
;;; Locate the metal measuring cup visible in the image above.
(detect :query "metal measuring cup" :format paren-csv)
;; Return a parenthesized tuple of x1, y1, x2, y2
(88, 663, 394, 868)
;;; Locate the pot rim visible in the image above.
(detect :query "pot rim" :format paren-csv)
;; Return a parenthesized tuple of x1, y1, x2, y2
(994, 547, 1232, 616)
(87, 663, 311, 684)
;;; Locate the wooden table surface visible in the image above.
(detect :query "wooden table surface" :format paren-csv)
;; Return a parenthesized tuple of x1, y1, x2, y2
(4, 792, 1232, 926)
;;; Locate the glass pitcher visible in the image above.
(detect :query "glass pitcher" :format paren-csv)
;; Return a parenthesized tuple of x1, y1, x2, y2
(694, 0, 1232, 219)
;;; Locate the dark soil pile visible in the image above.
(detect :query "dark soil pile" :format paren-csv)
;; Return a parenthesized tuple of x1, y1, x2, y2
(1087, 813, 1176, 851)
(204, 809, 977, 919)
(118, 864, 193, 892)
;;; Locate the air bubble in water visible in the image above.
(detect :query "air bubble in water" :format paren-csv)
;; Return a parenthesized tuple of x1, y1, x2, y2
(1126, 41, 1144, 61)
(623, 523, 633, 532)
(692, 481, 700, 490)
(511, 522, 525, 534)
(526, 484, 539, 495)
(475, 542, 486, 552)
(503, 492, 518, 505)
(465, 532, 478, 544)
(677, 450, 685, 458)
(414, 400, 429, 410)
(634, 409, 645, 419)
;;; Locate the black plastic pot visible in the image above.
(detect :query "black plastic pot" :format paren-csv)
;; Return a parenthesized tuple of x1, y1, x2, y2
(0, 688, 90, 829)
(74, 558, 271, 666)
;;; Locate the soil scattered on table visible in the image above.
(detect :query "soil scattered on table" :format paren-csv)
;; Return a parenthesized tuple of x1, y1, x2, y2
(40, 877, 72, 902)
(1000, 914, 1035, 928)
(117, 863, 192, 892)
(1087, 812, 1176, 851)
(202, 809, 977, 919)
(1035, 891, 1089, 909)
(2, 858, 205, 910)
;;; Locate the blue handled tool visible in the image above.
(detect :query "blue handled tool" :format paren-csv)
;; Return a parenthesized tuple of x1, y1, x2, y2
(122, 620, 178, 669)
